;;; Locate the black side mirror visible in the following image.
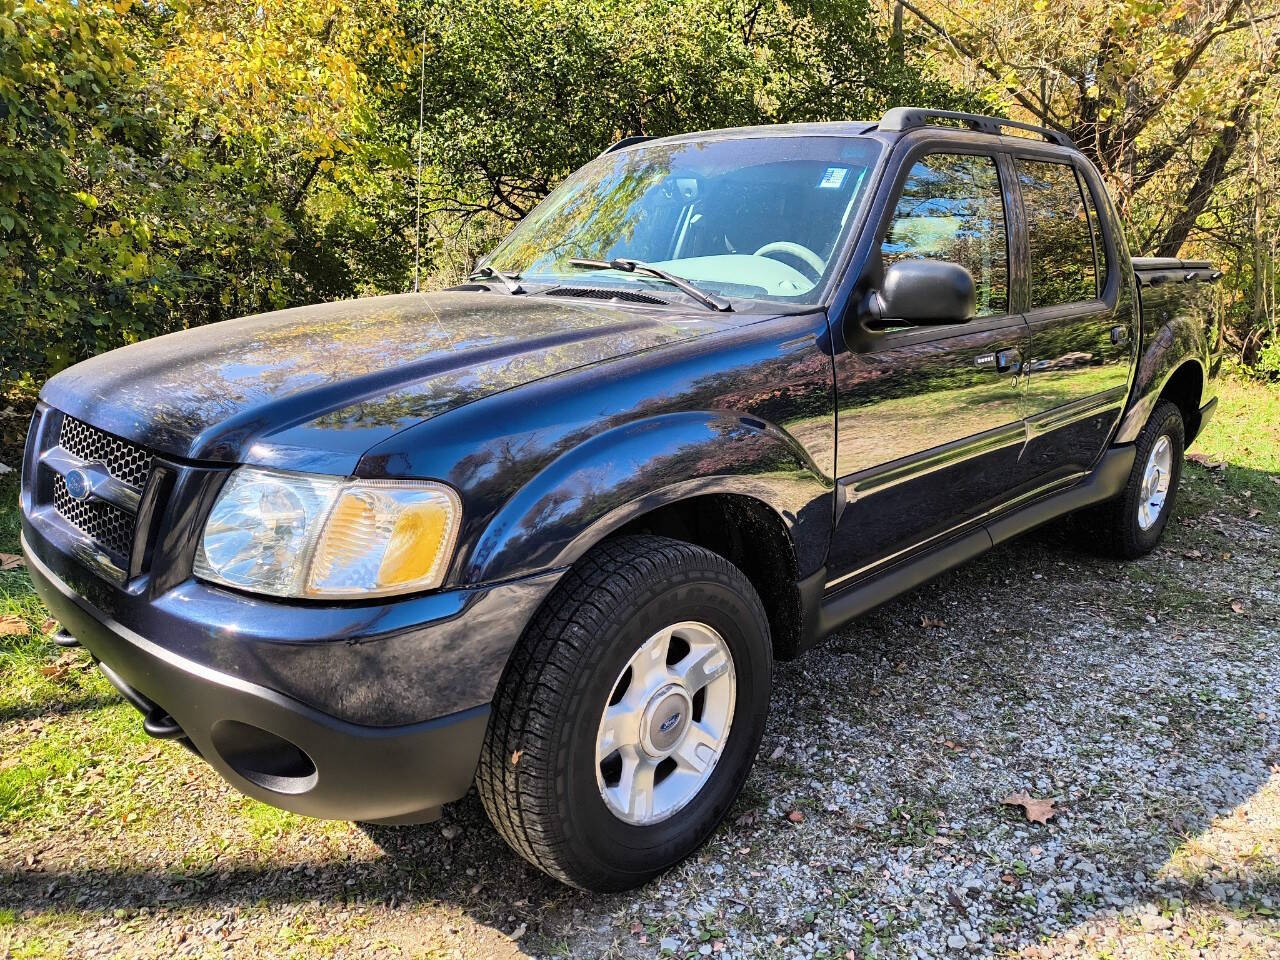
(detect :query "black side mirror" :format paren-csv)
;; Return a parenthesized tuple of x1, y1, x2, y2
(875, 259, 976, 326)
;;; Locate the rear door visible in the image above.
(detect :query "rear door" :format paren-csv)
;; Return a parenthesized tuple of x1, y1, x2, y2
(827, 147, 1030, 583)
(1014, 155, 1135, 482)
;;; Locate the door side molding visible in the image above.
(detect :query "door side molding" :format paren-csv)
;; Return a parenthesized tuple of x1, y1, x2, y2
(814, 445, 1135, 639)
(838, 420, 1028, 506)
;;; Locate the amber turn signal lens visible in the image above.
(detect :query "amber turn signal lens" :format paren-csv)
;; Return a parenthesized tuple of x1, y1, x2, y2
(305, 481, 460, 598)
(377, 500, 450, 589)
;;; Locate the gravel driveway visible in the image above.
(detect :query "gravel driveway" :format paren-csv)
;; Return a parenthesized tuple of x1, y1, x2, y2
(3, 460, 1278, 959)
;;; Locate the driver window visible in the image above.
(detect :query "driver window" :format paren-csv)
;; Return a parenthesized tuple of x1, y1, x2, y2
(881, 153, 1009, 317)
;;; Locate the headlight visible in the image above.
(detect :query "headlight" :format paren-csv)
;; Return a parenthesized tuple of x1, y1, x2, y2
(193, 468, 461, 599)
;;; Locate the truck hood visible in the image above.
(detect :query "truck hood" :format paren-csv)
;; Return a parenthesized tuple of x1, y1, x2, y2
(41, 291, 736, 473)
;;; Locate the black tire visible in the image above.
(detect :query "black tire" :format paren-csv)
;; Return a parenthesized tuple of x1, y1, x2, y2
(1092, 400, 1185, 559)
(476, 535, 772, 891)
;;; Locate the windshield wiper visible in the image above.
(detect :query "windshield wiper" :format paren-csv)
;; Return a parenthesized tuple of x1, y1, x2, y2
(567, 258, 732, 312)
(468, 265, 525, 294)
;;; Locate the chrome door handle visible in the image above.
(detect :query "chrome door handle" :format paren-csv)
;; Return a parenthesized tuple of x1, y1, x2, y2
(995, 348, 1022, 373)
(975, 348, 1022, 373)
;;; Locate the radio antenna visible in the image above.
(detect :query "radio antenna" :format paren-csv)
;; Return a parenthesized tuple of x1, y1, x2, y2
(413, 27, 426, 293)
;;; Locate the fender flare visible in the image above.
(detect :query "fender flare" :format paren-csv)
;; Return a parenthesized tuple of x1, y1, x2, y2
(461, 410, 833, 584)
(1115, 316, 1209, 445)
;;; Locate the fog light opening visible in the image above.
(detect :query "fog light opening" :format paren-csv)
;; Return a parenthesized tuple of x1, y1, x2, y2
(209, 720, 318, 795)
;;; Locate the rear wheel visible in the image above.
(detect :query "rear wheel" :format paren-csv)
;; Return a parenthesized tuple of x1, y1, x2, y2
(476, 535, 772, 891)
(1092, 400, 1185, 558)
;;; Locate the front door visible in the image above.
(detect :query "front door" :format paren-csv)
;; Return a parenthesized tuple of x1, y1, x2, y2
(827, 149, 1030, 584)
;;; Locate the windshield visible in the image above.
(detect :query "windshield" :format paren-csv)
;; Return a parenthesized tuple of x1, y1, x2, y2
(484, 135, 882, 306)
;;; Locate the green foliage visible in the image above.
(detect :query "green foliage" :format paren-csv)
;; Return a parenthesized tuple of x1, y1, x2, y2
(1257, 339, 1280, 380)
(0, 0, 414, 398)
(403, 0, 985, 275)
(0, 0, 980, 399)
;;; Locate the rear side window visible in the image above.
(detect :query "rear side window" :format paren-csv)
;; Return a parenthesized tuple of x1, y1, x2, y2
(882, 153, 1008, 317)
(1017, 159, 1097, 308)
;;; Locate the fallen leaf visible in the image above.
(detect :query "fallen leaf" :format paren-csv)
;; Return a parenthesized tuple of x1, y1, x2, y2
(920, 616, 945, 629)
(509, 749, 523, 765)
(1187, 453, 1226, 470)
(786, 809, 805, 823)
(0, 552, 23, 570)
(41, 618, 58, 635)
(0, 616, 29, 637)
(1003, 791, 1058, 824)
(1248, 508, 1262, 519)
(509, 922, 527, 940)
(769, 744, 785, 760)
(942, 739, 961, 751)
(1231, 600, 1245, 614)
(1182, 549, 1202, 560)
(629, 922, 643, 935)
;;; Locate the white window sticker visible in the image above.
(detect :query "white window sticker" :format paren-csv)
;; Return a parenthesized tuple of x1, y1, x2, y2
(818, 167, 849, 189)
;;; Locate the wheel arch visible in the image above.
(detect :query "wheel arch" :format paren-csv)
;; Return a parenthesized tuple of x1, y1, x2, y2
(1156, 360, 1205, 442)
(607, 491, 808, 661)
(1115, 311, 1212, 445)
(462, 411, 834, 658)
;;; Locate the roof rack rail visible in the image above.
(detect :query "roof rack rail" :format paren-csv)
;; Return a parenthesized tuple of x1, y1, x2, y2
(878, 108, 1075, 149)
(600, 135, 655, 156)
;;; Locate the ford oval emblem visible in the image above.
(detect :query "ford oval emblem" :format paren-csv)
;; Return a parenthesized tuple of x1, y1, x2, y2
(64, 467, 93, 501)
(659, 712, 682, 734)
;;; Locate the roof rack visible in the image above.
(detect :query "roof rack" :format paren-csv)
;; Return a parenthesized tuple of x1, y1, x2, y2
(600, 135, 655, 156)
(877, 108, 1075, 149)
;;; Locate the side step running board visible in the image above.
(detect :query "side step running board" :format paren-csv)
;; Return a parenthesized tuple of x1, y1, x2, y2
(818, 445, 1136, 637)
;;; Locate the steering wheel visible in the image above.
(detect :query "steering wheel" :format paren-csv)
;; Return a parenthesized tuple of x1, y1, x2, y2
(753, 241, 825, 279)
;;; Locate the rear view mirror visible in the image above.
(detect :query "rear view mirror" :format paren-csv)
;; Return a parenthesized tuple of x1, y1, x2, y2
(876, 259, 976, 326)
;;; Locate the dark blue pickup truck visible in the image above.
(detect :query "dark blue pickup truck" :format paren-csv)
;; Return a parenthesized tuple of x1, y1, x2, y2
(21, 108, 1219, 890)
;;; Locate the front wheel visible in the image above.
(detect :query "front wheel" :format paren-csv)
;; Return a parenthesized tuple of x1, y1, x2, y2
(476, 536, 772, 891)
(1093, 399, 1186, 559)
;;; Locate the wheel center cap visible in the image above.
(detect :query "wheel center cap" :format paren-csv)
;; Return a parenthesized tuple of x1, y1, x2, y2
(641, 685, 692, 756)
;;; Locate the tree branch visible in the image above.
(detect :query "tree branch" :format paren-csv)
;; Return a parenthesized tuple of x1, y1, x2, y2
(894, 0, 1064, 128)
(1154, 34, 1280, 255)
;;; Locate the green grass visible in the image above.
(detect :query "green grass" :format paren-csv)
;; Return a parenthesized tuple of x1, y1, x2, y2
(1190, 375, 1280, 514)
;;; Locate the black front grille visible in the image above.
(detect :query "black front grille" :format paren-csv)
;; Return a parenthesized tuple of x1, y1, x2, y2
(59, 416, 153, 490)
(49, 416, 155, 565)
(52, 473, 136, 558)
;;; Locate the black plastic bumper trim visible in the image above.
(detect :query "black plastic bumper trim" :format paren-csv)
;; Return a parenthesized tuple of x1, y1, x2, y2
(23, 534, 490, 822)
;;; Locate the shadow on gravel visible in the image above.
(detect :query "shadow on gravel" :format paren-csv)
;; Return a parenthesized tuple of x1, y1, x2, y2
(1, 791, 592, 934)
